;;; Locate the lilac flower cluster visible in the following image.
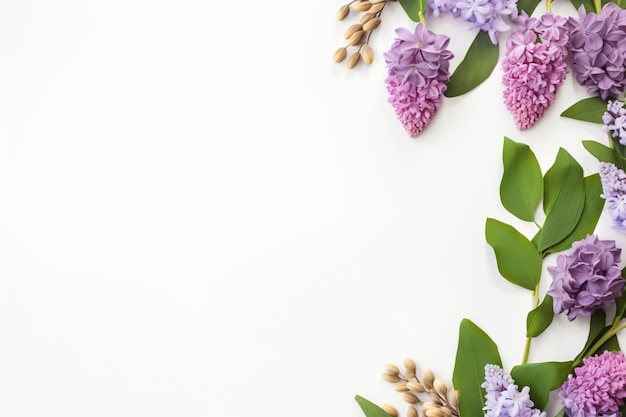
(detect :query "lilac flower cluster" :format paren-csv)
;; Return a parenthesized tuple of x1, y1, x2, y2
(482, 364, 546, 417)
(599, 162, 626, 232)
(566, 3, 626, 100)
(383, 24, 454, 137)
(429, 0, 518, 44)
(502, 12, 569, 130)
(546, 235, 623, 321)
(559, 351, 626, 417)
(603, 100, 626, 145)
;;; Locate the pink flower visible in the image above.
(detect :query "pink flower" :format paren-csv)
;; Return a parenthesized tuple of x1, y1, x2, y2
(502, 13, 568, 129)
(559, 351, 626, 417)
(385, 73, 447, 138)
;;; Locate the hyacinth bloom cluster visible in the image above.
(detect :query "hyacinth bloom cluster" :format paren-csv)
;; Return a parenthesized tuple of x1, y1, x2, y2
(567, 3, 626, 100)
(559, 351, 626, 417)
(599, 162, 626, 232)
(482, 364, 546, 417)
(502, 12, 569, 130)
(546, 235, 623, 321)
(383, 24, 454, 138)
(602, 100, 626, 145)
(429, 0, 518, 44)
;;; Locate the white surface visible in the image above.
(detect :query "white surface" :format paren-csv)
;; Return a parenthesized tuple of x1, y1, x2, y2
(0, 1, 621, 416)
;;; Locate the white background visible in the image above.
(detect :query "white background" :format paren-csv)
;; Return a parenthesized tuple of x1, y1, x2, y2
(0, 1, 622, 416)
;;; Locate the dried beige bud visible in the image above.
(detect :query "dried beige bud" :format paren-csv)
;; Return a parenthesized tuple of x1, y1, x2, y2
(407, 406, 419, 417)
(337, 4, 351, 20)
(385, 363, 400, 375)
(404, 358, 417, 374)
(425, 407, 445, 417)
(344, 23, 363, 40)
(353, 0, 372, 11)
(369, 2, 385, 13)
(347, 30, 365, 46)
(422, 368, 435, 389)
(422, 402, 437, 412)
(402, 393, 420, 404)
(441, 407, 453, 417)
(382, 404, 399, 417)
(361, 45, 374, 64)
(434, 379, 448, 397)
(446, 389, 459, 408)
(382, 372, 401, 383)
(360, 13, 374, 24)
(363, 17, 382, 31)
(395, 382, 409, 392)
(333, 47, 348, 63)
(407, 381, 426, 392)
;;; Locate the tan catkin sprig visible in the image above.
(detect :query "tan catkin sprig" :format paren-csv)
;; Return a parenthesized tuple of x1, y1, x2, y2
(380, 358, 460, 417)
(333, 0, 390, 69)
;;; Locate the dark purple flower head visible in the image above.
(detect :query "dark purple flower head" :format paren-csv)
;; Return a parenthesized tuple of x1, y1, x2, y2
(502, 12, 568, 129)
(384, 24, 453, 137)
(559, 351, 626, 417)
(566, 3, 626, 100)
(546, 235, 623, 321)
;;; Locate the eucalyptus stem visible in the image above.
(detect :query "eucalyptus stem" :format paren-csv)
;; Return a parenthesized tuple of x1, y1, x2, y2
(522, 285, 541, 364)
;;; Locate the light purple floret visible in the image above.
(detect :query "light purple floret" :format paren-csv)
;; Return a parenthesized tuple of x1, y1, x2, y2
(602, 100, 626, 145)
(559, 351, 626, 417)
(546, 235, 623, 321)
(429, 0, 518, 44)
(482, 364, 546, 417)
(599, 162, 626, 232)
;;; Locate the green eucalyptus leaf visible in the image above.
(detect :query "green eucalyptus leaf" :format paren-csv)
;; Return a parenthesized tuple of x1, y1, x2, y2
(453, 319, 502, 417)
(399, 0, 423, 21)
(444, 31, 499, 97)
(355, 395, 395, 417)
(510, 361, 573, 410)
(545, 174, 604, 254)
(526, 295, 554, 337)
(596, 334, 621, 354)
(486, 218, 542, 290)
(538, 149, 585, 252)
(561, 96, 607, 123)
(500, 137, 543, 222)
(574, 310, 608, 364)
(517, 0, 542, 14)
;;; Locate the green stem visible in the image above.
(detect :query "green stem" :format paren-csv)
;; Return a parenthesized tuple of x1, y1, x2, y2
(574, 321, 626, 368)
(594, 0, 602, 14)
(419, 11, 425, 24)
(522, 285, 541, 364)
(546, 0, 552, 11)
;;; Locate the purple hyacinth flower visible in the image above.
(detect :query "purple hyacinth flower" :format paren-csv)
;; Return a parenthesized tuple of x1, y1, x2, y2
(482, 364, 546, 417)
(432, 0, 518, 44)
(502, 12, 568, 129)
(546, 235, 624, 321)
(602, 100, 626, 145)
(599, 162, 626, 232)
(566, 3, 626, 100)
(559, 351, 626, 417)
(383, 24, 453, 137)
